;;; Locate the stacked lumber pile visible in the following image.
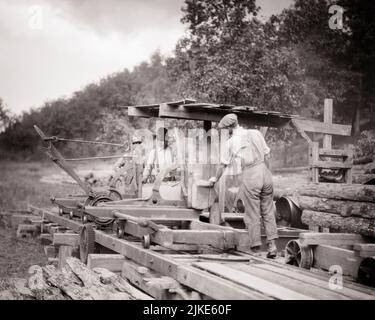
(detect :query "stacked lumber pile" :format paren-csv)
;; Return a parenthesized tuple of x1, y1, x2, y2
(0, 257, 151, 300)
(277, 183, 375, 237)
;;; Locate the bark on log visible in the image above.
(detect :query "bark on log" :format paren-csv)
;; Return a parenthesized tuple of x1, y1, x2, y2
(276, 183, 375, 202)
(297, 196, 375, 219)
(93, 268, 152, 300)
(301, 210, 375, 237)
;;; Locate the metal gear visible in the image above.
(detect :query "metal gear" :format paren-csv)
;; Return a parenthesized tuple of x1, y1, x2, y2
(79, 224, 96, 264)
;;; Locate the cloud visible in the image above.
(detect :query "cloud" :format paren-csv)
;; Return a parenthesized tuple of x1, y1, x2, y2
(0, 0, 293, 114)
(0, 0, 185, 114)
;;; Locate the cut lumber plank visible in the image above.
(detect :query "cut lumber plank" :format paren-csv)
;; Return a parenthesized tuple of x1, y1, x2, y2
(193, 262, 313, 300)
(231, 263, 349, 300)
(319, 148, 351, 158)
(313, 245, 363, 278)
(312, 161, 352, 169)
(84, 206, 201, 220)
(172, 230, 236, 249)
(251, 263, 375, 300)
(95, 230, 269, 299)
(53, 233, 80, 247)
(302, 211, 375, 237)
(296, 196, 375, 219)
(87, 254, 125, 273)
(353, 244, 375, 258)
(122, 259, 190, 300)
(299, 233, 367, 246)
(235, 250, 375, 297)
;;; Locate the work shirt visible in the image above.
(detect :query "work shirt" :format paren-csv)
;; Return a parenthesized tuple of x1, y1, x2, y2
(113, 144, 145, 171)
(143, 146, 175, 178)
(220, 126, 270, 175)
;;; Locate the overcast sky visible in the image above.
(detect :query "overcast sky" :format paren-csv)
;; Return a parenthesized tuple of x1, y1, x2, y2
(0, 0, 293, 114)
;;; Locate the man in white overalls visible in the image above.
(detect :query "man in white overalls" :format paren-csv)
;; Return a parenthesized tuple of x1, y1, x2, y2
(209, 114, 278, 258)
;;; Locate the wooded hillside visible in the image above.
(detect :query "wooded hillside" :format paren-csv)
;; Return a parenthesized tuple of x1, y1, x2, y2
(0, 0, 374, 160)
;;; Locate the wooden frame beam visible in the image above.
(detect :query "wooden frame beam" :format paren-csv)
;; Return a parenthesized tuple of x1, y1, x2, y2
(84, 206, 201, 220)
(94, 230, 269, 299)
(292, 119, 352, 136)
(159, 104, 291, 128)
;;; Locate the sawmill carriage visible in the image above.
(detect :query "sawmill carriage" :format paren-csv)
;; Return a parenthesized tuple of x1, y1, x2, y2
(32, 98, 375, 290)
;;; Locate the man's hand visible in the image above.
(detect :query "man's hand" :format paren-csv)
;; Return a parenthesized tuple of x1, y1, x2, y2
(208, 176, 217, 186)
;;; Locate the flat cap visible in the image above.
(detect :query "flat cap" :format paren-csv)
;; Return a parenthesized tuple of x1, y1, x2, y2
(218, 113, 238, 129)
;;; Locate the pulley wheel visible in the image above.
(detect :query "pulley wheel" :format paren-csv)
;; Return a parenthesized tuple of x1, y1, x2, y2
(357, 257, 375, 287)
(108, 189, 122, 201)
(285, 239, 313, 269)
(79, 224, 96, 264)
(142, 234, 151, 249)
(116, 221, 125, 238)
(90, 195, 113, 206)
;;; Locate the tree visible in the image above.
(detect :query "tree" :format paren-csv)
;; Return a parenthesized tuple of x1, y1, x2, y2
(277, 0, 375, 133)
(0, 98, 11, 133)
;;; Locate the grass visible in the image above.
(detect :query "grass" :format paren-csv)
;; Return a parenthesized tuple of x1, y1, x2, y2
(0, 161, 82, 211)
(0, 161, 83, 279)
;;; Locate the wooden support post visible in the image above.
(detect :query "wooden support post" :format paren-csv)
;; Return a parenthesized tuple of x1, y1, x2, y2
(218, 175, 226, 214)
(309, 142, 319, 183)
(58, 245, 73, 270)
(209, 202, 221, 225)
(323, 99, 333, 151)
(40, 233, 53, 245)
(44, 245, 57, 258)
(53, 233, 80, 247)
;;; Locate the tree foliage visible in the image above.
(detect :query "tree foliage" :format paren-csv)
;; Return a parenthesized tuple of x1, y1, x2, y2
(1, 0, 374, 158)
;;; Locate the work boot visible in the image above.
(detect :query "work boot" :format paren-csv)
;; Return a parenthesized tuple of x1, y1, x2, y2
(266, 240, 277, 259)
(249, 245, 262, 257)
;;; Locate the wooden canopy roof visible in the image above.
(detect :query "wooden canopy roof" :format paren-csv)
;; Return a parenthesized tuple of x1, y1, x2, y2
(125, 99, 300, 128)
(124, 99, 352, 137)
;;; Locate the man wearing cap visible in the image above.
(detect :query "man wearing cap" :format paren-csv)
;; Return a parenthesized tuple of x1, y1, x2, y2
(110, 134, 145, 196)
(209, 113, 278, 258)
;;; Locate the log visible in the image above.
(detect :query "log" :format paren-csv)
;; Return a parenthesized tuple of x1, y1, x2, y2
(276, 183, 375, 202)
(28, 265, 65, 300)
(296, 196, 375, 219)
(299, 233, 366, 246)
(93, 267, 152, 300)
(301, 210, 375, 237)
